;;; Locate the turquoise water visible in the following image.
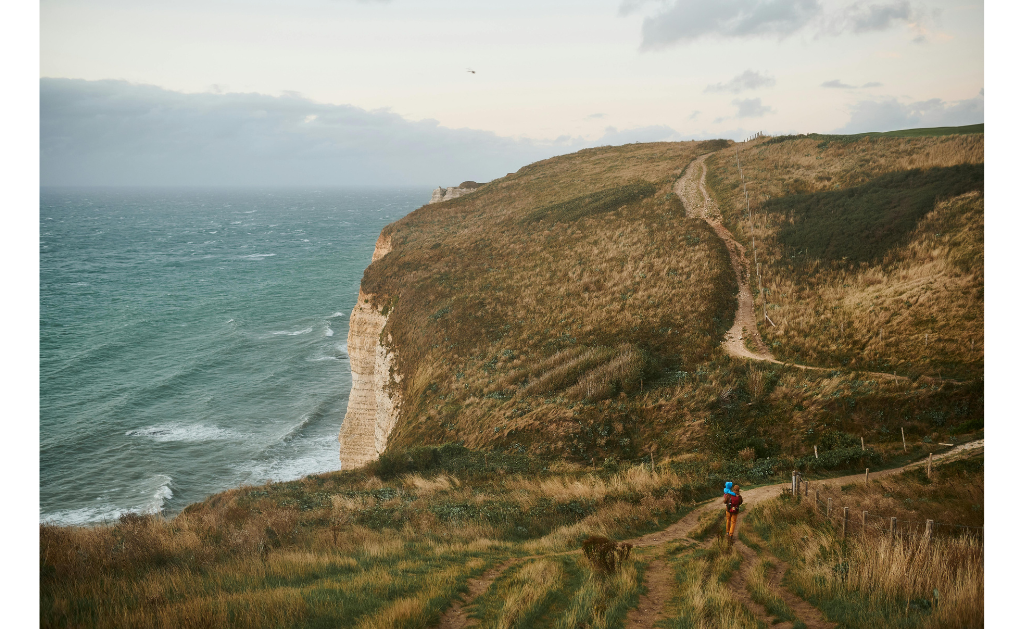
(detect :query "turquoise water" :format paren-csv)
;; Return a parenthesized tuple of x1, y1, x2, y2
(40, 188, 425, 525)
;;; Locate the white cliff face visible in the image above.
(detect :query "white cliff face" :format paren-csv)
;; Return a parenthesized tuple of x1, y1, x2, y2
(429, 186, 476, 204)
(338, 235, 402, 470)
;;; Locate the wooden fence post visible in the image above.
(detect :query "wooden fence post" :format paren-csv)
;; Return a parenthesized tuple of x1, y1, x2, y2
(925, 519, 934, 542)
(842, 507, 849, 538)
(827, 497, 833, 519)
(814, 490, 819, 514)
(861, 437, 865, 451)
(862, 511, 868, 538)
(901, 427, 907, 451)
(865, 468, 869, 484)
(814, 445, 818, 459)
(927, 453, 932, 479)
(890, 517, 897, 540)
(792, 471, 797, 496)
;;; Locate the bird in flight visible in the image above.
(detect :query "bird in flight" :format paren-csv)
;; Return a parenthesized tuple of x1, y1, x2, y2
(466, 68, 476, 74)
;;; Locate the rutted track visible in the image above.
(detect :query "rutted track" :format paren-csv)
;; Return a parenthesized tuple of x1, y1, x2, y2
(432, 439, 982, 628)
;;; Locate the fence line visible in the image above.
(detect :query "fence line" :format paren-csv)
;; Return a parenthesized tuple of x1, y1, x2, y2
(783, 475, 983, 541)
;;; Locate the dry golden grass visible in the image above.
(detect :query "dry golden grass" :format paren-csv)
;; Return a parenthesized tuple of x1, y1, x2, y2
(40, 451, 714, 628)
(747, 450, 983, 628)
(660, 537, 759, 629)
(706, 134, 983, 381)
(357, 141, 738, 459)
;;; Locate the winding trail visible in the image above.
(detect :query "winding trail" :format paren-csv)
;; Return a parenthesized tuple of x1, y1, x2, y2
(674, 152, 915, 382)
(676, 153, 772, 361)
(433, 439, 982, 629)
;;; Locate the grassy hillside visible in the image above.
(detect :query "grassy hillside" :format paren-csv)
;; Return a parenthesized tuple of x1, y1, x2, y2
(360, 141, 738, 461)
(705, 132, 983, 381)
(352, 136, 982, 466)
(40, 439, 974, 628)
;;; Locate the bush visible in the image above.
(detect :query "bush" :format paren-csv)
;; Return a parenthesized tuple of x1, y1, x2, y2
(796, 446, 881, 472)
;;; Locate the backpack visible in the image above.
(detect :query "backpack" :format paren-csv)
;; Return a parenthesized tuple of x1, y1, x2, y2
(727, 494, 743, 513)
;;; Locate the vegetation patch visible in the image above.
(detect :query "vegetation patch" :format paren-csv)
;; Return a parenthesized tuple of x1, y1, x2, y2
(773, 164, 983, 264)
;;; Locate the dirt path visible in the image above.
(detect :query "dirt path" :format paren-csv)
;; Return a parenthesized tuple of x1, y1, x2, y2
(624, 558, 674, 629)
(434, 440, 982, 628)
(733, 536, 836, 629)
(437, 559, 519, 629)
(675, 152, 916, 382)
(676, 155, 773, 361)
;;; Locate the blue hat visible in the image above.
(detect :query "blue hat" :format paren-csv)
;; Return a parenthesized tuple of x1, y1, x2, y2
(724, 481, 736, 495)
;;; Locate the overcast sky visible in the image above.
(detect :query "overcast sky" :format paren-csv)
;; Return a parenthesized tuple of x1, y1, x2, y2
(39, 0, 984, 185)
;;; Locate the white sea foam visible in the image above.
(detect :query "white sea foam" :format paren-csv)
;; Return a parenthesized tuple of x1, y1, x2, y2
(243, 253, 276, 259)
(328, 312, 345, 318)
(271, 327, 313, 336)
(236, 436, 339, 485)
(41, 474, 175, 525)
(42, 504, 130, 526)
(126, 424, 235, 443)
(142, 474, 174, 514)
(325, 325, 334, 337)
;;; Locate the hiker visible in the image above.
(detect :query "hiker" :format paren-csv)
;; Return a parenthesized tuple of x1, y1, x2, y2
(725, 483, 743, 540)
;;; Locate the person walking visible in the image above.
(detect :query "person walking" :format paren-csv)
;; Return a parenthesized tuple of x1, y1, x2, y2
(725, 483, 743, 541)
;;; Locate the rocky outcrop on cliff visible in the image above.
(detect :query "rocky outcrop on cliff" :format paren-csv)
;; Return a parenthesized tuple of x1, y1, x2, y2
(429, 181, 481, 204)
(337, 235, 402, 470)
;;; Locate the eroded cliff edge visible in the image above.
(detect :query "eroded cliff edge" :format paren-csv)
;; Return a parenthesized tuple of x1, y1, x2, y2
(338, 234, 402, 470)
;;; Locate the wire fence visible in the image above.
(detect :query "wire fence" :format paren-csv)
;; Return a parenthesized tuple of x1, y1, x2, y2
(782, 473, 983, 543)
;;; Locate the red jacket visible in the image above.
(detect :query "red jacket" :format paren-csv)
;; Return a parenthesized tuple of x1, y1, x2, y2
(725, 493, 743, 513)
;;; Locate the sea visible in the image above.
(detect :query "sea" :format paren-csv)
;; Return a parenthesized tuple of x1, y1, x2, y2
(40, 187, 427, 525)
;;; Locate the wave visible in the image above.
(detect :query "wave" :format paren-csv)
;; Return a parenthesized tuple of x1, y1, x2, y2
(243, 253, 276, 259)
(325, 325, 334, 337)
(126, 423, 235, 443)
(328, 312, 346, 318)
(142, 474, 174, 514)
(237, 436, 340, 485)
(280, 395, 336, 443)
(41, 474, 175, 525)
(271, 327, 313, 336)
(41, 504, 130, 526)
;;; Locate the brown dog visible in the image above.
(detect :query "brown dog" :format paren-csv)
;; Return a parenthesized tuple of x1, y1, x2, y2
(581, 536, 634, 573)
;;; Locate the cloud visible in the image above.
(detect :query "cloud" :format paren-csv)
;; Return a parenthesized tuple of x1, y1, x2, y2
(733, 97, 775, 117)
(586, 113, 607, 119)
(825, 1, 916, 34)
(823, 79, 884, 89)
(633, 0, 925, 48)
(40, 79, 697, 186)
(594, 125, 684, 144)
(833, 90, 983, 134)
(637, 0, 824, 49)
(705, 70, 777, 94)
(689, 110, 701, 119)
(39, 79, 557, 186)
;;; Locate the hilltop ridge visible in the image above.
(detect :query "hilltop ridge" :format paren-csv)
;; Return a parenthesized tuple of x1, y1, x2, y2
(339, 129, 983, 469)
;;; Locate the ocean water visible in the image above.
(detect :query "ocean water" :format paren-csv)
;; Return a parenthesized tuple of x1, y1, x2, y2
(40, 187, 426, 525)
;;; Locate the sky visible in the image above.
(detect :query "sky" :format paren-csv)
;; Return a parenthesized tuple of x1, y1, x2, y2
(37, 0, 984, 186)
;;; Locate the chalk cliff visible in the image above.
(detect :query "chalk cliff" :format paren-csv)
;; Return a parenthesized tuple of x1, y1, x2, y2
(338, 234, 402, 470)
